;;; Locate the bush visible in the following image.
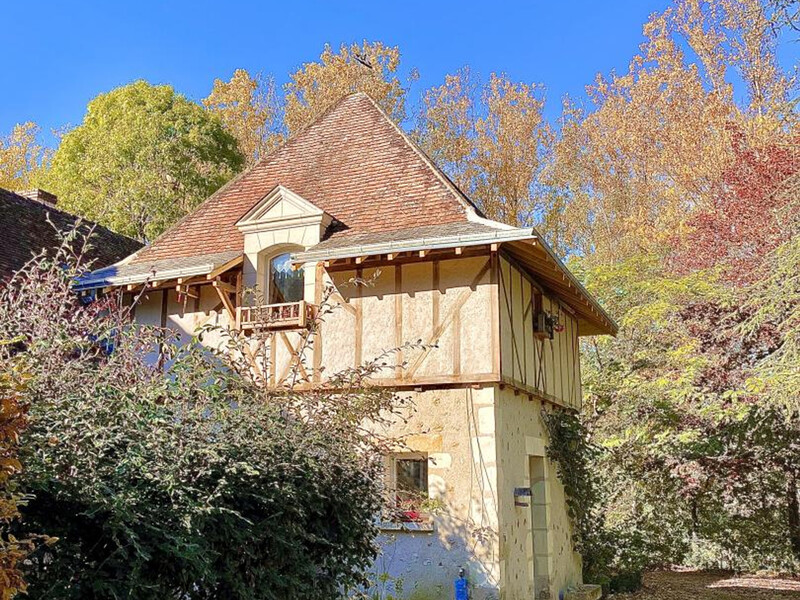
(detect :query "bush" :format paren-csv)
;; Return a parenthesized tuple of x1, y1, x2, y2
(543, 410, 646, 594)
(1, 234, 405, 599)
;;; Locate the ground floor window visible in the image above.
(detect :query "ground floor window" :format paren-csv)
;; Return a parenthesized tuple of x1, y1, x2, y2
(386, 454, 429, 522)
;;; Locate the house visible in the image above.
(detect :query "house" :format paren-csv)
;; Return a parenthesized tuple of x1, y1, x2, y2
(0, 187, 142, 280)
(76, 93, 616, 600)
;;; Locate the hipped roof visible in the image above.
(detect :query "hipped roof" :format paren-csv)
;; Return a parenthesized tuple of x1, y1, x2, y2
(85, 93, 616, 335)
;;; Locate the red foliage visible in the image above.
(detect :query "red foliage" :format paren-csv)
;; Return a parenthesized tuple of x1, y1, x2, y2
(672, 130, 799, 284)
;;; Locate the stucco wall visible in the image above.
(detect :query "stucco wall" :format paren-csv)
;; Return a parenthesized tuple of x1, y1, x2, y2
(324, 255, 495, 385)
(370, 384, 582, 600)
(498, 255, 582, 410)
(370, 385, 501, 600)
(494, 386, 582, 599)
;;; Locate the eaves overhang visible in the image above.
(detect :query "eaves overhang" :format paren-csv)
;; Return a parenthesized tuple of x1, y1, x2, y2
(291, 227, 538, 264)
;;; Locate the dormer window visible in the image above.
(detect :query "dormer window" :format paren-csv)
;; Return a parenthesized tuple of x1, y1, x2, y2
(269, 252, 304, 304)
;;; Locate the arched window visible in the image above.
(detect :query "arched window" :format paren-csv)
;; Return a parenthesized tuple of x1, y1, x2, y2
(268, 252, 304, 304)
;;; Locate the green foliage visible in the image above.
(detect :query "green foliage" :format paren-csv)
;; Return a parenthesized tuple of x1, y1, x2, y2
(0, 237, 398, 599)
(576, 246, 800, 574)
(543, 410, 647, 592)
(742, 235, 800, 412)
(42, 80, 244, 241)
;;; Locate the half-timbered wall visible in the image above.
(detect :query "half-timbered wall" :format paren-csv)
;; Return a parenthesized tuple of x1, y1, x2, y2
(498, 254, 582, 410)
(322, 255, 496, 386)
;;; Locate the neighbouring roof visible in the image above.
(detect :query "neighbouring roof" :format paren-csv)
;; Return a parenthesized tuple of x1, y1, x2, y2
(73, 250, 241, 291)
(0, 188, 142, 280)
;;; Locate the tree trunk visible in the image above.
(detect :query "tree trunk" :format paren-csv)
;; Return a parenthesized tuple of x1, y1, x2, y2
(787, 472, 800, 561)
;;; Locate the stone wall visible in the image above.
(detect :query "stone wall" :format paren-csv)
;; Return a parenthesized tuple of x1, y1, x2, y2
(370, 385, 501, 599)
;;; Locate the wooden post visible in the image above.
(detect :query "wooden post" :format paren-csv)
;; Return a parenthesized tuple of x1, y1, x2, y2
(313, 262, 324, 383)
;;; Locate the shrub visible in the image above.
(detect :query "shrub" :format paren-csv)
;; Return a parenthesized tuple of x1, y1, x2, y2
(1, 234, 406, 599)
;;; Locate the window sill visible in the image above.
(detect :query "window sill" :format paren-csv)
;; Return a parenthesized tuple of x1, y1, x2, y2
(377, 520, 435, 533)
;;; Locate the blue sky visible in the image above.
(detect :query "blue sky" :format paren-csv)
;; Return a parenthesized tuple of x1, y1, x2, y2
(1, 0, 796, 145)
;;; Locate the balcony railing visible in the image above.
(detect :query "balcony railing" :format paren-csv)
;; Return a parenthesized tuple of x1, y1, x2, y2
(237, 300, 315, 331)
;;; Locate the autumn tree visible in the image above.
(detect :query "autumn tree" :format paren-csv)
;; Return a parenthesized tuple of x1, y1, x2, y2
(671, 130, 800, 281)
(42, 81, 244, 242)
(0, 370, 31, 599)
(203, 69, 283, 166)
(284, 41, 409, 135)
(0, 122, 48, 191)
(549, 0, 795, 265)
(552, 0, 800, 575)
(416, 69, 552, 227)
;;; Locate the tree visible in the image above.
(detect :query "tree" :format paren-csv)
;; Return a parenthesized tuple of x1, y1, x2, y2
(0, 369, 31, 599)
(284, 41, 409, 135)
(416, 70, 552, 227)
(1, 233, 408, 599)
(671, 130, 800, 281)
(203, 69, 283, 166)
(0, 122, 48, 191)
(42, 81, 244, 242)
(550, 10, 737, 263)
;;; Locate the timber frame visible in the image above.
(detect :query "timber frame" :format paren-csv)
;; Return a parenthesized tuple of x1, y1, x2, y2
(117, 239, 606, 410)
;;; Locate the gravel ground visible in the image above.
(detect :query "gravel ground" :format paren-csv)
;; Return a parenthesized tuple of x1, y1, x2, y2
(610, 570, 800, 600)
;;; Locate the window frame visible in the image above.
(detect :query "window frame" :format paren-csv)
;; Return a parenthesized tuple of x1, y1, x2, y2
(384, 453, 430, 524)
(261, 246, 305, 305)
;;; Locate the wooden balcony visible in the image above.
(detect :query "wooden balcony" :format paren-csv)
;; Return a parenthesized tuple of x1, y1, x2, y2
(237, 300, 315, 331)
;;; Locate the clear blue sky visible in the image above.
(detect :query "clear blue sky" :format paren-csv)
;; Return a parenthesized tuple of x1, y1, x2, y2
(1, 0, 796, 145)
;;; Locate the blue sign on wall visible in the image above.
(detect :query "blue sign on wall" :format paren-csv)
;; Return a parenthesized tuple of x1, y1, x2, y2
(454, 573, 469, 600)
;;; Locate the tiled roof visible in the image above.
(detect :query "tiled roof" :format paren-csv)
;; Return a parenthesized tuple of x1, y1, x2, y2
(129, 93, 478, 265)
(0, 188, 142, 280)
(74, 250, 241, 290)
(293, 221, 527, 260)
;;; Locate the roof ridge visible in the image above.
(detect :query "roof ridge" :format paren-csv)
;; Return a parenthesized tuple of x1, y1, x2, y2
(356, 93, 485, 219)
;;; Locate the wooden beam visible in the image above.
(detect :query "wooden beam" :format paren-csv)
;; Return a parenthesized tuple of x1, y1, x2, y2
(160, 290, 168, 328)
(206, 254, 244, 280)
(405, 258, 492, 379)
(313, 262, 324, 383)
(211, 278, 236, 294)
(394, 264, 403, 380)
(213, 284, 236, 321)
(175, 284, 199, 299)
(354, 267, 363, 367)
(490, 252, 501, 376)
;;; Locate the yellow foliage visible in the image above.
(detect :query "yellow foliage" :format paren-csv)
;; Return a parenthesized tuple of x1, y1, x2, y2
(203, 69, 283, 166)
(284, 41, 408, 135)
(417, 69, 552, 226)
(0, 122, 49, 191)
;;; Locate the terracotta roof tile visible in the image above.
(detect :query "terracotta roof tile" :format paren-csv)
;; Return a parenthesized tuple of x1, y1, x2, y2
(0, 188, 142, 280)
(130, 93, 477, 265)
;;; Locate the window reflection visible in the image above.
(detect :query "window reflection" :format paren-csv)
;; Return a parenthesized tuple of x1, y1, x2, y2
(269, 253, 304, 304)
